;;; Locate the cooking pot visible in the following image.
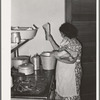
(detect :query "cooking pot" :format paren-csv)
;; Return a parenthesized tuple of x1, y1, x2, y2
(30, 54, 40, 70)
(12, 56, 30, 69)
(18, 63, 34, 75)
(40, 51, 57, 70)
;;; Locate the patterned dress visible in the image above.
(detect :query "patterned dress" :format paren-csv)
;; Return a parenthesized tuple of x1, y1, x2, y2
(55, 37, 82, 100)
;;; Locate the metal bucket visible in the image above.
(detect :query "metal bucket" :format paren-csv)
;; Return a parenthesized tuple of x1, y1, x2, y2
(11, 32, 21, 43)
(40, 52, 57, 70)
(30, 54, 40, 70)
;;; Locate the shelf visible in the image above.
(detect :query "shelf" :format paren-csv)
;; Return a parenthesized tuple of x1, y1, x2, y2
(11, 39, 30, 53)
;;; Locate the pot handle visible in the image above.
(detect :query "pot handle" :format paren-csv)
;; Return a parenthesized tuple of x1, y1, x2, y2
(32, 24, 39, 30)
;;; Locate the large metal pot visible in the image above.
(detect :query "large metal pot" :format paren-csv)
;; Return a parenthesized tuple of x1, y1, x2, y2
(40, 52, 57, 70)
(18, 63, 34, 75)
(12, 56, 30, 69)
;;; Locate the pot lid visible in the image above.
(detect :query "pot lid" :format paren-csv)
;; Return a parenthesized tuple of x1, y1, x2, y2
(12, 56, 30, 60)
(19, 63, 34, 69)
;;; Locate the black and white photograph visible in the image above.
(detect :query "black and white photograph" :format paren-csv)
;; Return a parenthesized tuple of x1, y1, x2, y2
(1, 0, 99, 100)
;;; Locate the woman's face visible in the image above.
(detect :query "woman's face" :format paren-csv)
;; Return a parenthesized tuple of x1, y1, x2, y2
(60, 32, 65, 38)
(60, 32, 70, 40)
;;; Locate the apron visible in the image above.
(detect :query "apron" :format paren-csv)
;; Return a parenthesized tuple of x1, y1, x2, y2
(56, 61, 77, 97)
(55, 38, 80, 97)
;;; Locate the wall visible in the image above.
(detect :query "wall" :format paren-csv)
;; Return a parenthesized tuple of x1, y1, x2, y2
(11, 0, 65, 56)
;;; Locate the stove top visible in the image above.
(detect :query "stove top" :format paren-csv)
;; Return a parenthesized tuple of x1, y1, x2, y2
(11, 67, 54, 97)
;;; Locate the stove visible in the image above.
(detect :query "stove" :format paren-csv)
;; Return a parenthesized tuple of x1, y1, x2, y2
(11, 67, 55, 99)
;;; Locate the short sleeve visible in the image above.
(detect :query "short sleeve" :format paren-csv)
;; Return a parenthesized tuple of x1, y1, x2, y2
(63, 39, 82, 58)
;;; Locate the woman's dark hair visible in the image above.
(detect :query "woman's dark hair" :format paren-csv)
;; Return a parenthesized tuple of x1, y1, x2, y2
(59, 22, 78, 39)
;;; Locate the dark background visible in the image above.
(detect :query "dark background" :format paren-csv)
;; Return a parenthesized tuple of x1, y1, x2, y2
(65, 0, 96, 100)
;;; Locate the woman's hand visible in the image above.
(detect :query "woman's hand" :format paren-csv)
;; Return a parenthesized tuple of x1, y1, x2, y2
(51, 50, 77, 64)
(51, 50, 60, 59)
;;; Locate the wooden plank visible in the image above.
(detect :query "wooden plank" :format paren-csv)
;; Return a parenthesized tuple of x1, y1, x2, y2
(82, 62, 96, 76)
(80, 75, 96, 94)
(72, 0, 96, 14)
(72, 14, 96, 21)
(81, 42, 96, 62)
(81, 93, 96, 100)
(65, 0, 72, 22)
(72, 21, 96, 24)
(78, 35, 96, 43)
(82, 56, 96, 63)
(82, 47, 96, 57)
(72, 21, 96, 42)
(73, 21, 96, 37)
(73, 21, 96, 33)
(82, 42, 96, 47)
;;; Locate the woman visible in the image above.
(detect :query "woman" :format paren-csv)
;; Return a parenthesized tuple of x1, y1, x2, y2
(43, 22, 82, 100)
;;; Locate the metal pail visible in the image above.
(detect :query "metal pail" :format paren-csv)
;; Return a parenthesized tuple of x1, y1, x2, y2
(40, 52, 57, 70)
